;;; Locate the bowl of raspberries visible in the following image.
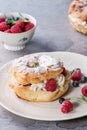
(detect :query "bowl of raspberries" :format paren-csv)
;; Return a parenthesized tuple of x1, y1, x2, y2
(0, 12, 36, 51)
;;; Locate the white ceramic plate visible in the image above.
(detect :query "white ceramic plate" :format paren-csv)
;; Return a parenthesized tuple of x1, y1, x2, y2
(0, 52, 87, 121)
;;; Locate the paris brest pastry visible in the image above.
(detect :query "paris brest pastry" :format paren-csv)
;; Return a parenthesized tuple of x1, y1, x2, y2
(68, 0, 87, 35)
(9, 54, 71, 102)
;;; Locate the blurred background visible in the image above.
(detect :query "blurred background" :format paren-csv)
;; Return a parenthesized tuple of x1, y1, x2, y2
(0, 0, 87, 64)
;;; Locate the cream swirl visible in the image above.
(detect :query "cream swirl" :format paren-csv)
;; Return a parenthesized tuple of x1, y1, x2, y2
(69, 15, 87, 28)
(56, 74, 65, 87)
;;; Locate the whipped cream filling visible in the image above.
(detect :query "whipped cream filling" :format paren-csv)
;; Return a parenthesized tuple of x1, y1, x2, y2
(11, 74, 65, 92)
(30, 82, 46, 91)
(69, 15, 87, 28)
(12, 55, 63, 74)
(56, 74, 65, 87)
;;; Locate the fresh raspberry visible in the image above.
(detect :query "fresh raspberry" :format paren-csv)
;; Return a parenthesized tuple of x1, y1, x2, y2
(16, 21, 25, 29)
(62, 100, 73, 111)
(11, 24, 22, 33)
(71, 68, 82, 81)
(24, 22, 34, 32)
(81, 85, 87, 97)
(24, 21, 30, 25)
(5, 29, 11, 33)
(45, 78, 57, 92)
(61, 100, 73, 113)
(62, 67, 67, 76)
(61, 105, 70, 113)
(0, 17, 5, 23)
(0, 22, 10, 31)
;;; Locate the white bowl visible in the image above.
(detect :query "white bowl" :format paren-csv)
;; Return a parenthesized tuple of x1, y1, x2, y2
(0, 12, 36, 51)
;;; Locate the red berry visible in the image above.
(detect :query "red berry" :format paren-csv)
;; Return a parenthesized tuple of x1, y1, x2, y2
(5, 29, 11, 33)
(61, 105, 70, 113)
(81, 85, 87, 97)
(63, 100, 73, 110)
(62, 67, 67, 76)
(45, 78, 57, 92)
(24, 21, 30, 25)
(0, 22, 10, 31)
(61, 100, 73, 113)
(16, 21, 25, 29)
(24, 22, 34, 32)
(11, 24, 22, 33)
(71, 69, 82, 81)
(0, 17, 5, 23)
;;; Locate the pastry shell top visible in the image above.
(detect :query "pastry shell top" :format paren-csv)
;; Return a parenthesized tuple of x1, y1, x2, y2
(9, 54, 63, 84)
(69, 0, 87, 21)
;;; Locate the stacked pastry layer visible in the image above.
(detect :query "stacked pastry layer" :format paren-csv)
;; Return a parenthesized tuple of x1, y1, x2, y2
(9, 54, 71, 102)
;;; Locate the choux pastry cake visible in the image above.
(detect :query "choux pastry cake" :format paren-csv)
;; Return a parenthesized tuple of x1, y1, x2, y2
(9, 54, 71, 102)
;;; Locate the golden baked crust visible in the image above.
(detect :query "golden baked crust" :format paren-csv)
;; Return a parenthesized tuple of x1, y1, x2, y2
(10, 67, 63, 85)
(68, 15, 87, 34)
(9, 79, 70, 102)
(9, 55, 71, 102)
(9, 55, 63, 85)
(69, 0, 87, 21)
(68, 0, 87, 34)
(9, 71, 71, 102)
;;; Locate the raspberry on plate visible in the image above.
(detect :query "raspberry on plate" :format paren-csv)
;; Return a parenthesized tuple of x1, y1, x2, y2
(61, 105, 70, 113)
(0, 17, 5, 23)
(81, 85, 87, 97)
(61, 100, 73, 113)
(24, 22, 34, 32)
(71, 68, 82, 81)
(11, 24, 22, 33)
(0, 22, 10, 31)
(45, 78, 57, 92)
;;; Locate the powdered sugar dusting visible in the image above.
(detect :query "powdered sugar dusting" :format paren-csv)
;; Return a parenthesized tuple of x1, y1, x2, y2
(38, 55, 58, 67)
(12, 54, 63, 73)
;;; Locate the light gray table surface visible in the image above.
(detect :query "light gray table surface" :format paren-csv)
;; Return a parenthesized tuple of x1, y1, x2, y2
(0, 0, 87, 130)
